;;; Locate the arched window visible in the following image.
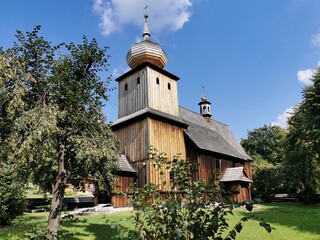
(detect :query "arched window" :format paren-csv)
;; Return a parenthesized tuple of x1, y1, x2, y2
(137, 77, 140, 84)
(168, 83, 171, 90)
(203, 106, 207, 113)
(208, 106, 210, 112)
(156, 77, 159, 85)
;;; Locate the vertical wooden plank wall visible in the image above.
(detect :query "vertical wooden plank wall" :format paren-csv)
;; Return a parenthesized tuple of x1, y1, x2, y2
(118, 69, 148, 118)
(185, 137, 201, 182)
(198, 155, 216, 184)
(147, 67, 179, 116)
(148, 118, 186, 191)
(244, 161, 252, 179)
(114, 119, 149, 162)
(112, 176, 134, 207)
(118, 66, 179, 118)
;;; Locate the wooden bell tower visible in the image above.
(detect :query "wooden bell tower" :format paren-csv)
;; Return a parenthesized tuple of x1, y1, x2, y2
(113, 14, 187, 189)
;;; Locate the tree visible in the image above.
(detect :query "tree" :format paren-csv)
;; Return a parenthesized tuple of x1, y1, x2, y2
(241, 125, 287, 200)
(284, 67, 320, 203)
(250, 156, 285, 201)
(0, 161, 25, 226)
(302, 67, 320, 157)
(241, 124, 285, 165)
(0, 26, 119, 237)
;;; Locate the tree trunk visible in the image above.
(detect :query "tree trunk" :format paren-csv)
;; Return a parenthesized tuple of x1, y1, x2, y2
(47, 142, 67, 238)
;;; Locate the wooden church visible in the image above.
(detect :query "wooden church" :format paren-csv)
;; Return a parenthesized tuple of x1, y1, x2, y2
(112, 14, 252, 207)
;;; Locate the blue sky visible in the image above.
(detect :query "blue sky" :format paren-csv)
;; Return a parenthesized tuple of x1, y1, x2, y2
(1, 0, 320, 140)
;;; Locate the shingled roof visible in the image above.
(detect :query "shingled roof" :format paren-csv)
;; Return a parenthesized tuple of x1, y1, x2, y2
(118, 155, 136, 173)
(220, 167, 253, 182)
(179, 106, 251, 161)
(113, 106, 251, 162)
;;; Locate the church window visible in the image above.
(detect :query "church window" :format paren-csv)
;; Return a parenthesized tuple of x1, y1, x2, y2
(137, 77, 140, 84)
(168, 83, 171, 90)
(125, 83, 128, 91)
(208, 106, 210, 112)
(156, 77, 159, 84)
(215, 159, 221, 171)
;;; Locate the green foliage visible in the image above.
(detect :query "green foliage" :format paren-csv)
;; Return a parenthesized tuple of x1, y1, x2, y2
(240, 68, 320, 202)
(241, 124, 285, 165)
(251, 156, 286, 201)
(64, 188, 74, 196)
(283, 68, 320, 201)
(115, 147, 272, 240)
(0, 26, 119, 236)
(284, 69, 320, 201)
(241, 125, 287, 200)
(0, 161, 26, 226)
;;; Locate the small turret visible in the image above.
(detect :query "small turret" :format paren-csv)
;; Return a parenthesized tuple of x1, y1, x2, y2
(198, 95, 212, 118)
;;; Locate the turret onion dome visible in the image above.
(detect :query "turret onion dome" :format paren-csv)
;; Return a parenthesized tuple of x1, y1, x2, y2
(126, 14, 168, 69)
(199, 96, 211, 104)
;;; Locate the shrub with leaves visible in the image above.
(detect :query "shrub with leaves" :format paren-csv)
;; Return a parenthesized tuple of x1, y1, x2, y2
(0, 161, 26, 226)
(115, 147, 273, 240)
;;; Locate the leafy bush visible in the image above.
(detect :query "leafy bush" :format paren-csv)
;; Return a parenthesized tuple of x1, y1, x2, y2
(116, 147, 273, 240)
(251, 156, 286, 201)
(0, 162, 26, 226)
(64, 188, 74, 196)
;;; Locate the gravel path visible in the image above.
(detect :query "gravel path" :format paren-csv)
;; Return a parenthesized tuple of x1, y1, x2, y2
(61, 204, 133, 218)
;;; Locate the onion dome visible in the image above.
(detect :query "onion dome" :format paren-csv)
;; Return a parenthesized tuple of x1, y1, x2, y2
(126, 14, 168, 69)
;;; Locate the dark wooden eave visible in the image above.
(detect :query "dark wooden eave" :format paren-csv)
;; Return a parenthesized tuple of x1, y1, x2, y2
(112, 107, 188, 130)
(116, 62, 180, 82)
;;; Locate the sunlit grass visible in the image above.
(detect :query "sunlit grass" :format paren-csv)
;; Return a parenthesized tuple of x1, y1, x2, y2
(227, 202, 320, 240)
(0, 203, 319, 240)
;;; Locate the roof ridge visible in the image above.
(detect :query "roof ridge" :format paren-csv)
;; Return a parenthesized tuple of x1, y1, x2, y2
(178, 105, 228, 127)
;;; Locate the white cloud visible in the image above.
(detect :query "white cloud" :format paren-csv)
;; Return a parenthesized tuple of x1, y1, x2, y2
(93, 0, 194, 36)
(311, 32, 320, 47)
(112, 65, 130, 78)
(297, 68, 314, 87)
(272, 106, 295, 129)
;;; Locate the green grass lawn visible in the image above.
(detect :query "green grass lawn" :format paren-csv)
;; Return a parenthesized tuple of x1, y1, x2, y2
(25, 187, 93, 199)
(227, 203, 320, 240)
(0, 203, 319, 240)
